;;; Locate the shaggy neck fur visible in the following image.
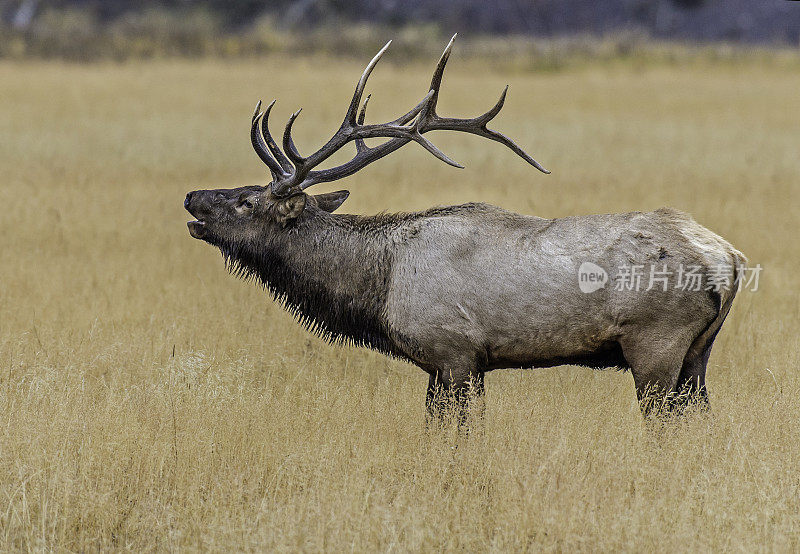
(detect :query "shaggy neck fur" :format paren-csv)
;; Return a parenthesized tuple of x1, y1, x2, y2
(215, 204, 403, 357)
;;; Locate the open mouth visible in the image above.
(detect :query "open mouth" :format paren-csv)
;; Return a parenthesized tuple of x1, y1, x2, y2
(187, 219, 206, 239)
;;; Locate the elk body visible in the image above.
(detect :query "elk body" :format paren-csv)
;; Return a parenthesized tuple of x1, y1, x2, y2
(184, 36, 745, 419)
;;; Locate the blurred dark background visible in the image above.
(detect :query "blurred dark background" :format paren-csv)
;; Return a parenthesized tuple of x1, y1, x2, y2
(2, 0, 799, 60)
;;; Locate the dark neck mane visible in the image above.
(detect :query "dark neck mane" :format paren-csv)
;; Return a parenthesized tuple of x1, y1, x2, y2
(217, 206, 403, 357)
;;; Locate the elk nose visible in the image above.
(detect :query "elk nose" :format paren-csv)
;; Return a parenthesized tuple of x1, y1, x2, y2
(184, 192, 193, 209)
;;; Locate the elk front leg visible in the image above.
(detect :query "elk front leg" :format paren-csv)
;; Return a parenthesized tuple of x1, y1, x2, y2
(425, 365, 485, 427)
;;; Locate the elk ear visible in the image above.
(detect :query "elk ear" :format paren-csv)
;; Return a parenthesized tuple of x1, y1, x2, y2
(275, 194, 307, 225)
(313, 190, 350, 213)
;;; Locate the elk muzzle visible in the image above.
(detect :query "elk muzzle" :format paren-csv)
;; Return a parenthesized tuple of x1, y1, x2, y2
(185, 190, 208, 239)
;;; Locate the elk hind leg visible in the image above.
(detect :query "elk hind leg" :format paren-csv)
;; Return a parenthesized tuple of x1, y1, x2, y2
(621, 333, 695, 418)
(675, 326, 722, 412)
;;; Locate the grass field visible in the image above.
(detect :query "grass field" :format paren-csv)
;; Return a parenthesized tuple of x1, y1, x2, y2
(1, 49, 799, 551)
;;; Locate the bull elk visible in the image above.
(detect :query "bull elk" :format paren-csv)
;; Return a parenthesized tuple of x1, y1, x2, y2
(184, 36, 745, 420)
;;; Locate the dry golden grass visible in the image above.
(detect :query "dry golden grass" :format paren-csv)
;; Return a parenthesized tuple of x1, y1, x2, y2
(0, 52, 799, 551)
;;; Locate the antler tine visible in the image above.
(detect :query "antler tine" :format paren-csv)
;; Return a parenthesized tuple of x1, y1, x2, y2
(357, 95, 370, 125)
(355, 95, 370, 153)
(344, 40, 391, 128)
(384, 36, 454, 128)
(408, 115, 464, 168)
(282, 109, 305, 166)
(251, 101, 285, 179)
(429, 85, 550, 174)
(481, 127, 550, 173)
(479, 85, 508, 124)
(261, 100, 293, 173)
(475, 86, 550, 173)
(426, 33, 456, 113)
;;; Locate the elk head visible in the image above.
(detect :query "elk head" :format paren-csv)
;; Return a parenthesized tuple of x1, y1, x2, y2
(184, 34, 548, 247)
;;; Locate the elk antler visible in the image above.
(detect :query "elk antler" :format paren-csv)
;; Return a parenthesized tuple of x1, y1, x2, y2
(251, 34, 549, 197)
